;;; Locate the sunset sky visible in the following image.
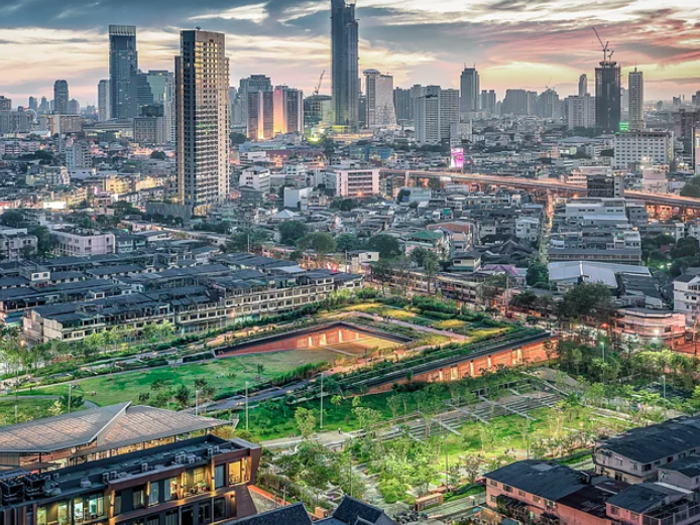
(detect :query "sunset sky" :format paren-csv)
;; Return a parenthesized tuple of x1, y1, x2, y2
(1, 0, 699, 106)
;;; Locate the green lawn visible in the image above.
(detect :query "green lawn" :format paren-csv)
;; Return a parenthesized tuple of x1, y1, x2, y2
(0, 397, 64, 425)
(20, 349, 343, 407)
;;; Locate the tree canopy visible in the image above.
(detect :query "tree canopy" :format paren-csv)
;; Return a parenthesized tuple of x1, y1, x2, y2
(279, 220, 308, 246)
(366, 234, 402, 259)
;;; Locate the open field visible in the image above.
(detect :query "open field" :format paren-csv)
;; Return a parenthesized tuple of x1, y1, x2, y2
(20, 349, 344, 407)
(0, 397, 65, 424)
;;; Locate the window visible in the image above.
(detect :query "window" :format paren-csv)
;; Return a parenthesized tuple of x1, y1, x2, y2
(533, 497, 541, 504)
(215, 465, 225, 489)
(503, 485, 513, 493)
(149, 482, 159, 507)
(37, 507, 47, 525)
(213, 498, 227, 520)
(490, 495, 497, 503)
(198, 502, 211, 524)
(631, 513, 640, 521)
(610, 506, 619, 515)
(165, 511, 178, 525)
(489, 480, 497, 487)
(164, 477, 178, 500)
(133, 488, 146, 509)
(518, 491, 526, 497)
(114, 494, 122, 515)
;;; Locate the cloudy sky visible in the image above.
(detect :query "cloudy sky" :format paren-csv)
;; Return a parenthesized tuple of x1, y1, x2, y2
(1, 0, 699, 106)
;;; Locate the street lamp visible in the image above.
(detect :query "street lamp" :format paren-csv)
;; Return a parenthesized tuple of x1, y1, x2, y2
(68, 384, 75, 414)
(245, 381, 249, 431)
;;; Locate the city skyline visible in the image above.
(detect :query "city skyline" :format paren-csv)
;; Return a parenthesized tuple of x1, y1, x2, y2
(0, 0, 699, 105)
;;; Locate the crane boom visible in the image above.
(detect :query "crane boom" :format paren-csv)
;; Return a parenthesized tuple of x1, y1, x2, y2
(592, 27, 611, 62)
(314, 70, 326, 96)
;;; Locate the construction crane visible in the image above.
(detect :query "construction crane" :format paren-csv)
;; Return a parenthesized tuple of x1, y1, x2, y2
(313, 70, 326, 96)
(592, 27, 612, 63)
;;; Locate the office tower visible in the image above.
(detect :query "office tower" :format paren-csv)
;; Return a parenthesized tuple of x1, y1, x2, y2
(247, 90, 274, 140)
(68, 99, 80, 115)
(537, 88, 560, 119)
(693, 91, 700, 107)
(139, 71, 175, 142)
(414, 86, 441, 145)
(364, 70, 396, 128)
(629, 68, 644, 131)
(673, 109, 700, 152)
(460, 67, 479, 115)
(331, 0, 359, 129)
(0, 96, 10, 111)
(394, 87, 412, 123)
(503, 89, 529, 115)
(53, 80, 69, 114)
(565, 94, 596, 130)
(109, 25, 138, 119)
(229, 87, 242, 127)
(239, 75, 272, 134)
(28, 97, 37, 112)
(175, 29, 230, 215)
(304, 95, 332, 131)
(480, 90, 496, 116)
(273, 86, 304, 135)
(97, 80, 110, 122)
(595, 49, 621, 132)
(526, 91, 538, 115)
(579, 74, 588, 97)
(38, 97, 49, 114)
(440, 88, 460, 140)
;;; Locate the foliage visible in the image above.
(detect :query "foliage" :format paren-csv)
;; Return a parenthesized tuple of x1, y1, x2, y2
(366, 234, 402, 259)
(558, 283, 614, 325)
(279, 220, 309, 246)
(297, 232, 336, 255)
(336, 233, 363, 253)
(526, 262, 549, 286)
(681, 176, 700, 198)
(329, 199, 358, 211)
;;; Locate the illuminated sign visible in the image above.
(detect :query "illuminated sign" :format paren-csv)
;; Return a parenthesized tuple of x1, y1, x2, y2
(695, 130, 700, 176)
(450, 147, 464, 169)
(619, 121, 630, 132)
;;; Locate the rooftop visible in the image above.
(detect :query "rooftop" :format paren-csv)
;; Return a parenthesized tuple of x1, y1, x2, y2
(486, 460, 586, 502)
(0, 403, 226, 455)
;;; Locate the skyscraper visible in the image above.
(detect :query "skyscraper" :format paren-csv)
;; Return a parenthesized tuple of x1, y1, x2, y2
(331, 0, 359, 130)
(142, 71, 175, 142)
(503, 89, 529, 115)
(440, 88, 460, 140)
(595, 52, 621, 132)
(394, 88, 412, 123)
(239, 75, 272, 135)
(38, 97, 49, 114)
(109, 25, 138, 119)
(53, 80, 69, 114)
(68, 99, 81, 115)
(0, 96, 10, 111)
(364, 70, 396, 128)
(537, 88, 561, 119)
(98, 80, 110, 122)
(578, 74, 588, 97)
(248, 90, 274, 140)
(414, 86, 441, 145)
(460, 67, 479, 115)
(28, 97, 37, 112)
(176, 29, 230, 214)
(629, 67, 644, 131)
(480, 90, 496, 116)
(273, 86, 304, 135)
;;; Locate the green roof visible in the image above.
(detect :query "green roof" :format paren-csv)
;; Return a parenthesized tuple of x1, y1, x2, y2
(409, 230, 443, 241)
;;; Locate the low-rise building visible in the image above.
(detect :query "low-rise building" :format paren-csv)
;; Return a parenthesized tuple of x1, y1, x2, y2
(53, 229, 116, 256)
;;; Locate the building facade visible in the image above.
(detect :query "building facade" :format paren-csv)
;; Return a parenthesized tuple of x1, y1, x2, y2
(97, 80, 110, 122)
(595, 58, 621, 132)
(331, 0, 359, 130)
(364, 70, 396, 129)
(614, 131, 672, 169)
(628, 68, 644, 131)
(460, 67, 479, 115)
(109, 25, 138, 119)
(53, 80, 69, 114)
(176, 30, 230, 215)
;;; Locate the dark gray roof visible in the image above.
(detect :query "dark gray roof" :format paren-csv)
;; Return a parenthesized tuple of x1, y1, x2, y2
(319, 496, 396, 525)
(659, 455, 700, 479)
(607, 483, 680, 513)
(233, 503, 312, 525)
(485, 461, 586, 502)
(598, 416, 700, 463)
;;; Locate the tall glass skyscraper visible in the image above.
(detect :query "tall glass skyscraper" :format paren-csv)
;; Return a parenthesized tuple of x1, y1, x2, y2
(109, 25, 138, 119)
(53, 80, 69, 114)
(595, 57, 621, 133)
(331, 0, 359, 130)
(460, 67, 480, 115)
(176, 29, 230, 215)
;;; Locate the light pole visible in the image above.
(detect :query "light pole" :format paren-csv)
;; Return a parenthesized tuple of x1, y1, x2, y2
(245, 381, 249, 431)
(68, 384, 74, 414)
(195, 389, 199, 416)
(662, 375, 666, 399)
(320, 372, 324, 430)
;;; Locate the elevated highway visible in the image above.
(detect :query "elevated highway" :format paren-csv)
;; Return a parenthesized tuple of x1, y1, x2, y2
(381, 169, 700, 211)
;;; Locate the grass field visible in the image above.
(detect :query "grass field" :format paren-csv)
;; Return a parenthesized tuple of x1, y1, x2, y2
(0, 397, 64, 425)
(20, 349, 344, 407)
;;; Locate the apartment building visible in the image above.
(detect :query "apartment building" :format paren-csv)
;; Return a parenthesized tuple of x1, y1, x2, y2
(674, 272, 700, 326)
(53, 229, 116, 257)
(0, 227, 38, 261)
(330, 165, 380, 198)
(614, 131, 672, 170)
(0, 434, 261, 525)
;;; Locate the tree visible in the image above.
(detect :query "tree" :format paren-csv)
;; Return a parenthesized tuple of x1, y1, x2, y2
(150, 150, 166, 160)
(479, 274, 507, 308)
(424, 253, 441, 293)
(462, 455, 482, 485)
(297, 232, 336, 255)
(330, 199, 358, 211)
(295, 407, 317, 439)
(681, 176, 700, 198)
(558, 283, 614, 327)
(672, 237, 700, 259)
(366, 234, 401, 259)
(279, 220, 308, 246)
(526, 261, 549, 286)
(0, 209, 25, 228)
(336, 233, 363, 254)
(225, 229, 271, 254)
(409, 247, 431, 268)
(174, 385, 191, 408)
(230, 132, 248, 145)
